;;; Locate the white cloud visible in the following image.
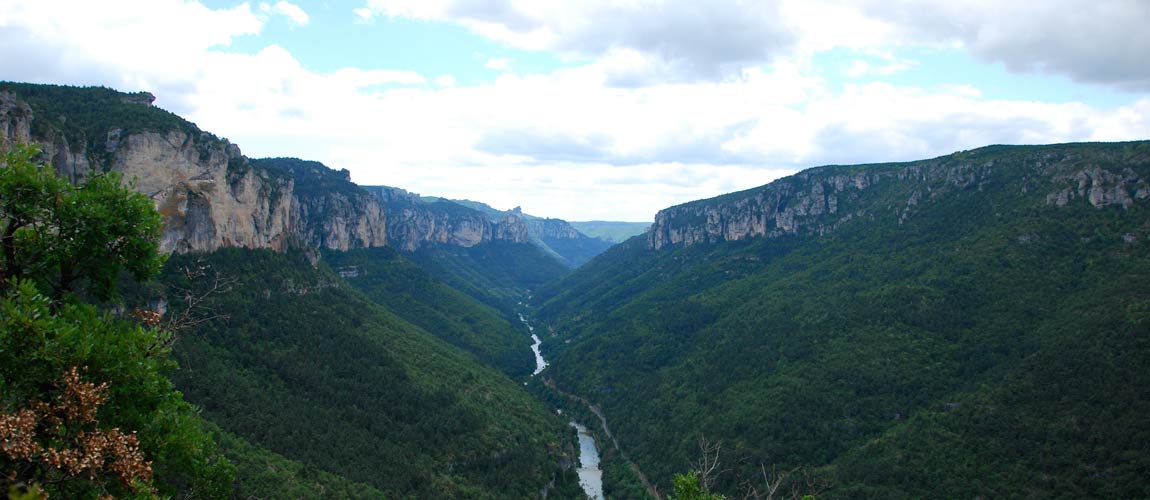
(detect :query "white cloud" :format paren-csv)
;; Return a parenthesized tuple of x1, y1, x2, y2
(329, 68, 426, 87)
(435, 75, 459, 87)
(0, 0, 263, 111)
(363, 0, 797, 82)
(1, 0, 1147, 221)
(261, 1, 310, 26)
(484, 58, 511, 71)
(361, 0, 1150, 90)
(353, 8, 374, 22)
(846, 0, 1150, 90)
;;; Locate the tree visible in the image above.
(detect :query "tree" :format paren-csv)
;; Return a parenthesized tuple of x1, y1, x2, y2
(670, 471, 725, 500)
(0, 144, 163, 302)
(0, 145, 232, 499)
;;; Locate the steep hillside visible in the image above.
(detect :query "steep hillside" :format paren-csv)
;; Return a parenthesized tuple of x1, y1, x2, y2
(410, 240, 571, 313)
(0, 82, 387, 253)
(534, 141, 1150, 498)
(324, 246, 536, 376)
(150, 250, 584, 499)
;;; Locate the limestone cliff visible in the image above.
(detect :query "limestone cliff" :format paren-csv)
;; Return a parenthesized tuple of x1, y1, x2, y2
(363, 186, 531, 251)
(436, 201, 613, 267)
(524, 216, 583, 240)
(0, 83, 386, 254)
(650, 142, 1150, 250)
(250, 158, 387, 251)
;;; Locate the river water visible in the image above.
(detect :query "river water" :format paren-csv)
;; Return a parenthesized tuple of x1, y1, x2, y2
(571, 422, 605, 500)
(518, 313, 549, 376)
(517, 311, 603, 498)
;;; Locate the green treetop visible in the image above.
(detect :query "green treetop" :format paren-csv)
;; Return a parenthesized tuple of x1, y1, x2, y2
(0, 145, 232, 499)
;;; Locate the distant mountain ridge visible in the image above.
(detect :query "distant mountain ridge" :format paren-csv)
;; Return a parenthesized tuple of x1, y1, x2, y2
(0, 82, 614, 267)
(430, 197, 616, 268)
(568, 220, 651, 243)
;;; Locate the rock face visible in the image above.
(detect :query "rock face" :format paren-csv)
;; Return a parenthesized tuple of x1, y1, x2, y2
(525, 217, 583, 240)
(650, 143, 1150, 250)
(119, 130, 297, 253)
(445, 201, 614, 267)
(0, 86, 387, 254)
(1, 83, 600, 261)
(364, 186, 531, 252)
(0, 93, 32, 146)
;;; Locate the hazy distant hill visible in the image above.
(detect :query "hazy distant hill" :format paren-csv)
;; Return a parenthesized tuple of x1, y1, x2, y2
(448, 199, 616, 267)
(569, 220, 651, 243)
(535, 141, 1150, 498)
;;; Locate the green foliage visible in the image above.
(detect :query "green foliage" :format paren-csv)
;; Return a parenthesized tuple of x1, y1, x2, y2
(526, 380, 655, 500)
(535, 234, 615, 269)
(208, 425, 386, 499)
(0, 82, 207, 168)
(0, 146, 231, 497)
(146, 249, 581, 498)
(670, 472, 723, 500)
(535, 142, 1150, 498)
(251, 157, 363, 199)
(409, 241, 570, 312)
(325, 246, 535, 376)
(0, 144, 163, 302)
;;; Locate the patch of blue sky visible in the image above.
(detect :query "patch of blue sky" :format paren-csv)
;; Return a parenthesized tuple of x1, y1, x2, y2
(203, 1, 563, 85)
(810, 46, 1138, 109)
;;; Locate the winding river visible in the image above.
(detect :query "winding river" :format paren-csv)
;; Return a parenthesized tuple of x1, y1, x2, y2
(518, 311, 603, 498)
(518, 313, 549, 376)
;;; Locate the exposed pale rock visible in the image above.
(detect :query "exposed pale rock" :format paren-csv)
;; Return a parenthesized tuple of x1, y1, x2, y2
(651, 145, 1150, 250)
(366, 186, 531, 251)
(1, 92, 387, 254)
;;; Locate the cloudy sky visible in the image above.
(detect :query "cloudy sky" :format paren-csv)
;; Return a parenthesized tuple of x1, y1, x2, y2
(2, 0, 1148, 221)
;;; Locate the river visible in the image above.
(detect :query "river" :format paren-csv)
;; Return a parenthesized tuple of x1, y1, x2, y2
(518, 311, 603, 499)
(571, 422, 605, 500)
(518, 313, 549, 376)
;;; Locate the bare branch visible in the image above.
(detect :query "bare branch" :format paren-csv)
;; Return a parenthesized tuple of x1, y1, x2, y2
(135, 260, 237, 355)
(695, 436, 724, 490)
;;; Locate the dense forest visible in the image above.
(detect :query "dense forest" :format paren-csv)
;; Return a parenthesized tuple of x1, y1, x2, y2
(534, 142, 1150, 498)
(324, 246, 538, 376)
(141, 249, 585, 499)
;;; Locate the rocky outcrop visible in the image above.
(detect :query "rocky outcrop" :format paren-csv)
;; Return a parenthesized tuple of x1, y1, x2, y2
(0, 92, 32, 145)
(525, 217, 583, 240)
(108, 130, 292, 252)
(250, 158, 387, 251)
(648, 169, 886, 250)
(0, 86, 387, 254)
(445, 201, 613, 266)
(650, 143, 1150, 250)
(1045, 166, 1150, 209)
(2, 84, 580, 259)
(365, 186, 531, 251)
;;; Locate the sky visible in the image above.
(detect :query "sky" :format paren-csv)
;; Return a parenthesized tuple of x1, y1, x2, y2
(2, 0, 1148, 222)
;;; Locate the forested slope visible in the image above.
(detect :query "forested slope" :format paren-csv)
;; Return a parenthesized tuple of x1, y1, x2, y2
(533, 141, 1150, 498)
(324, 246, 537, 376)
(145, 249, 584, 499)
(409, 241, 571, 313)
